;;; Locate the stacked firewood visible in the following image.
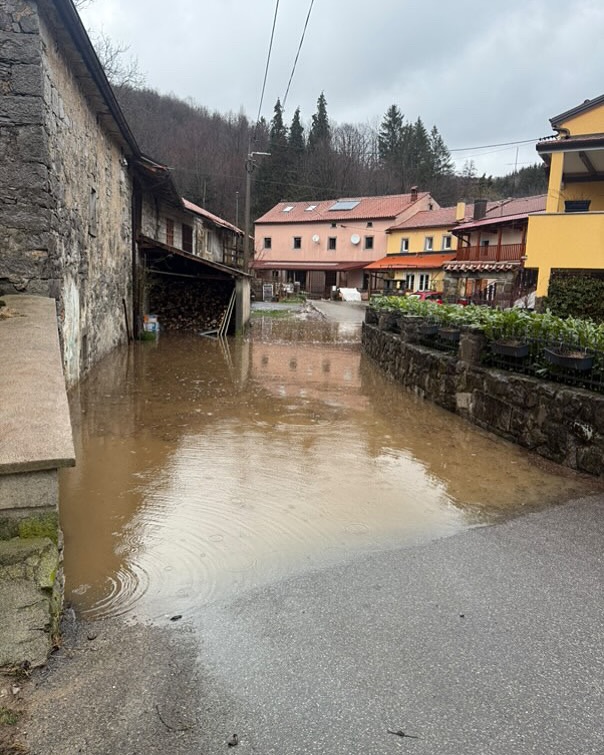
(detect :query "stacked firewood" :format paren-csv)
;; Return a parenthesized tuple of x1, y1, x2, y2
(148, 277, 232, 331)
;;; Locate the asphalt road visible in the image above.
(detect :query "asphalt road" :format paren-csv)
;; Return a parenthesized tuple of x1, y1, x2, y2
(24, 494, 604, 755)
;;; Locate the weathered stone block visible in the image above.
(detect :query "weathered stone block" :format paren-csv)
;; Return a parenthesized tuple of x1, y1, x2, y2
(472, 391, 512, 434)
(576, 446, 603, 476)
(0, 31, 40, 65)
(459, 328, 485, 366)
(0, 469, 58, 511)
(0, 94, 43, 125)
(11, 62, 42, 95)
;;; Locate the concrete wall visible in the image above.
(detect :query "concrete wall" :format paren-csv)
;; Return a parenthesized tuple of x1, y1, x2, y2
(0, 0, 133, 386)
(362, 314, 604, 476)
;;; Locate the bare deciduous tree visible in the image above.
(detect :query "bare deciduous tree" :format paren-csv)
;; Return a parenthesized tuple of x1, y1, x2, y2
(90, 30, 145, 88)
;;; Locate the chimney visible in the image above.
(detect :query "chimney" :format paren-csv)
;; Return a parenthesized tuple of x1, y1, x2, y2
(455, 201, 466, 222)
(410, 186, 418, 202)
(473, 198, 488, 221)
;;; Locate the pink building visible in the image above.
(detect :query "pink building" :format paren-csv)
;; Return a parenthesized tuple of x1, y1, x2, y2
(253, 191, 437, 297)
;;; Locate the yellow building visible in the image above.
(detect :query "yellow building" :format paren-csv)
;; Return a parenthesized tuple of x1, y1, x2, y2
(365, 205, 464, 294)
(526, 95, 604, 295)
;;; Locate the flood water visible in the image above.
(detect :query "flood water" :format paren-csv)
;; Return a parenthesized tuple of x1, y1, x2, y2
(61, 314, 598, 622)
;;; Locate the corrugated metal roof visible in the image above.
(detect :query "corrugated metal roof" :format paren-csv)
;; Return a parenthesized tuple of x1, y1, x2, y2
(183, 198, 243, 235)
(255, 193, 430, 224)
(365, 253, 456, 270)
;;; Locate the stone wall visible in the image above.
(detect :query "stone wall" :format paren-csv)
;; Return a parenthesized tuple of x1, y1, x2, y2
(0, 0, 133, 386)
(0, 296, 75, 667)
(362, 312, 604, 475)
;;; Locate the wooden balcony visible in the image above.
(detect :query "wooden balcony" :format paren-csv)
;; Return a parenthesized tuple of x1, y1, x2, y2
(454, 243, 525, 263)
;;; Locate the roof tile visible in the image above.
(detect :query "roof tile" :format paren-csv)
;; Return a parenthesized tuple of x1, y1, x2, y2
(255, 193, 430, 224)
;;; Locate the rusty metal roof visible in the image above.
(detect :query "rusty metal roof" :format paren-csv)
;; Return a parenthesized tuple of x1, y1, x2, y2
(183, 199, 243, 235)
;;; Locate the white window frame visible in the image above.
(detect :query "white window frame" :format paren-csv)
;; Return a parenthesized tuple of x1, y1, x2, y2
(400, 237, 409, 253)
(419, 273, 430, 290)
(424, 236, 434, 251)
(441, 235, 452, 250)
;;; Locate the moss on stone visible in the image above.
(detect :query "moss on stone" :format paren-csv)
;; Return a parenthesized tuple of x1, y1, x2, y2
(18, 511, 58, 544)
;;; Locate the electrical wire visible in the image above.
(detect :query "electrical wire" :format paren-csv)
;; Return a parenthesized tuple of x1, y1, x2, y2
(255, 0, 280, 125)
(282, 0, 315, 109)
(449, 137, 539, 153)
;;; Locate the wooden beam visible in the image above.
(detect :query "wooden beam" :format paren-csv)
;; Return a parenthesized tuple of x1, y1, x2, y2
(578, 151, 598, 176)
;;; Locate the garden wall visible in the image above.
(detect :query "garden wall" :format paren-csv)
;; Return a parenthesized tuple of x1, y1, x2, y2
(362, 312, 604, 476)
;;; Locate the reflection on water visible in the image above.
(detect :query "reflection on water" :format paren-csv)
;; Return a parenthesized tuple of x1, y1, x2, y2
(61, 318, 598, 621)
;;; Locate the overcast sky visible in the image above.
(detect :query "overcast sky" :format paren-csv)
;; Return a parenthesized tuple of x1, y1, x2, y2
(80, 0, 604, 177)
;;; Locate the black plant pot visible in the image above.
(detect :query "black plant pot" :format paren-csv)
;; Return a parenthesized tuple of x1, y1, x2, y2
(438, 327, 461, 343)
(419, 323, 439, 337)
(491, 340, 530, 359)
(544, 348, 594, 372)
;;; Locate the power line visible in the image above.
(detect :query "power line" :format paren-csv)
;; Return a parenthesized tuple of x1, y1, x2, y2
(255, 0, 281, 125)
(449, 137, 539, 153)
(282, 0, 316, 109)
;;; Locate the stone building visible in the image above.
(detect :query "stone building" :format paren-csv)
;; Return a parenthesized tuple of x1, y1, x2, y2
(0, 0, 249, 386)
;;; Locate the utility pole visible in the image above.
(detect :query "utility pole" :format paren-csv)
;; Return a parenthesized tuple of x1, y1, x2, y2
(243, 151, 270, 273)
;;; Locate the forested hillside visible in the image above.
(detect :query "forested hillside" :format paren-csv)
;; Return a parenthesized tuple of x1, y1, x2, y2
(115, 85, 547, 225)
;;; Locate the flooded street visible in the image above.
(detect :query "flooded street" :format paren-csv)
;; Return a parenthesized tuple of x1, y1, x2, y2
(61, 314, 597, 622)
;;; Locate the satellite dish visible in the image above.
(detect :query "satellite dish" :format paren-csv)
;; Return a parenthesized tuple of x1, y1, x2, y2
(312, 234, 320, 243)
(351, 234, 361, 245)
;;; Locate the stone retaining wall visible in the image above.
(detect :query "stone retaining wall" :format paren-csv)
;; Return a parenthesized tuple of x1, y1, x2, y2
(0, 296, 75, 668)
(362, 311, 604, 476)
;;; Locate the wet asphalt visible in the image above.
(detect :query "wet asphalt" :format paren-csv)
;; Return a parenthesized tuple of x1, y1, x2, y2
(26, 495, 604, 755)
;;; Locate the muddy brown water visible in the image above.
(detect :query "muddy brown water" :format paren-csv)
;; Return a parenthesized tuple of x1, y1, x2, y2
(61, 316, 598, 622)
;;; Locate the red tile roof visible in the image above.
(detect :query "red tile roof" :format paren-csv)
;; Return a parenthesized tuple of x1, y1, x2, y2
(365, 253, 456, 270)
(388, 205, 470, 231)
(183, 198, 243, 235)
(255, 193, 430, 224)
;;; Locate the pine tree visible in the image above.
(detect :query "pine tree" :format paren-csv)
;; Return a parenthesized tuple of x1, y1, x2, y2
(253, 99, 294, 216)
(378, 105, 404, 165)
(308, 92, 330, 149)
(289, 107, 305, 157)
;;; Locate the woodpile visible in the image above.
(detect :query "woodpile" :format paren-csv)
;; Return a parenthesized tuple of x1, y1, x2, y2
(148, 276, 233, 332)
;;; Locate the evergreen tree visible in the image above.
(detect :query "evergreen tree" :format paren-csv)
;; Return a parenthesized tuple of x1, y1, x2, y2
(289, 107, 305, 157)
(306, 93, 334, 199)
(378, 105, 404, 165)
(429, 125, 453, 177)
(253, 99, 294, 216)
(309, 92, 331, 149)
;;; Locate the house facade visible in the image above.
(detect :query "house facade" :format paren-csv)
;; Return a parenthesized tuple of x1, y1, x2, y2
(443, 195, 546, 305)
(252, 192, 437, 297)
(525, 95, 604, 296)
(365, 205, 469, 294)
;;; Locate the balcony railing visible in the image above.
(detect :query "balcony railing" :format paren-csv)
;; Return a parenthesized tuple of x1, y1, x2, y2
(454, 243, 525, 263)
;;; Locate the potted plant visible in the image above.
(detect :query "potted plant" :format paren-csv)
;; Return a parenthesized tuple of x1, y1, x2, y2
(543, 346, 594, 371)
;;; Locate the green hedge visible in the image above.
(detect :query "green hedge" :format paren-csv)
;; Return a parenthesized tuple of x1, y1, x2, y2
(545, 274, 604, 323)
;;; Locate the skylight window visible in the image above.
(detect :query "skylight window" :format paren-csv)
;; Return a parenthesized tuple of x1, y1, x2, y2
(329, 200, 360, 211)
(305, 204, 317, 211)
(283, 205, 294, 212)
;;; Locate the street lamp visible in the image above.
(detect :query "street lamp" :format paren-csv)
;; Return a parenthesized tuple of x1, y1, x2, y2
(243, 151, 270, 273)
